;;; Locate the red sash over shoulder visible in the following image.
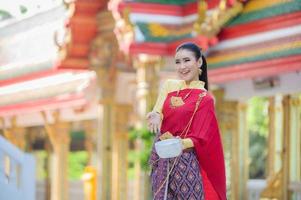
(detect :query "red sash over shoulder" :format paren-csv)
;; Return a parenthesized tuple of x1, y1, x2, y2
(160, 89, 226, 200)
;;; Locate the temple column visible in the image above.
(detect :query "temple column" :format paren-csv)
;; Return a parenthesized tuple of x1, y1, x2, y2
(280, 94, 301, 199)
(83, 120, 97, 165)
(42, 111, 71, 200)
(282, 95, 291, 200)
(282, 94, 301, 199)
(89, 8, 119, 200)
(0, 117, 26, 150)
(237, 102, 249, 200)
(288, 95, 301, 183)
(261, 95, 291, 199)
(112, 104, 132, 200)
(267, 95, 283, 178)
(95, 101, 115, 200)
(281, 94, 301, 199)
(133, 55, 161, 200)
(213, 89, 249, 200)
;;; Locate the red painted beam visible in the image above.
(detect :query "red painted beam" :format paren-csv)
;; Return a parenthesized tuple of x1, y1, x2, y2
(210, 62, 301, 83)
(130, 42, 168, 55)
(56, 58, 90, 69)
(118, 1, 198, 16)
(210, 33, 301, 56)
(70, 28, 97, 44)
(0, 69, 89, 87)
(68, 43, 90, 58)
(219, 12, 301, 40)
(206, 0, 221, 9)
(129, 36, 212, 56)
(209, 55, 301, 83)
(0, 93, 87, 116)
(209, 55, 301, 75)
(73, 0, 107, 16)
(67, 16, 98, 33)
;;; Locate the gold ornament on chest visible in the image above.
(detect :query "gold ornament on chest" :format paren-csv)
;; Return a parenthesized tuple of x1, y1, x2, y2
(170, 89, 193, 108)
(170, 96, 185, 108)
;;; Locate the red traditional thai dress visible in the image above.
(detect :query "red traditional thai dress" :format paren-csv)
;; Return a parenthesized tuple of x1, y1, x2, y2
(150, 79, 226, 200)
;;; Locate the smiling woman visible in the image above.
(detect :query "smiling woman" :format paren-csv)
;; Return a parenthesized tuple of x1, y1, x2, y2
(175, 43, 209, 90)
(146, 42, 226, 200)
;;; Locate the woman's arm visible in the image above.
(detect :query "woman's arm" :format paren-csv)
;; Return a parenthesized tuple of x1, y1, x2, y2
(152, 80, 169, 116)
(147, 80, 169, 133)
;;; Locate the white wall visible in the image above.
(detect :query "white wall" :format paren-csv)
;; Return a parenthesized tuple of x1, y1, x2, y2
(222, 71, 301, 101)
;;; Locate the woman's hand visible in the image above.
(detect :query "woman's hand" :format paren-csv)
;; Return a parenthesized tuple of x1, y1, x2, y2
(146, 111, 161, 134)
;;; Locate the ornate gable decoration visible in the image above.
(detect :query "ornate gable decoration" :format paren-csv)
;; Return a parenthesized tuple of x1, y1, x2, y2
(114, 0, 243, 55)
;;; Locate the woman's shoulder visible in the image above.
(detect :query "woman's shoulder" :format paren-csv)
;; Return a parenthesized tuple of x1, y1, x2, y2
(201, 91, 215, 106)
(163, 79, 182, 86)
(161, 79, 182, 92)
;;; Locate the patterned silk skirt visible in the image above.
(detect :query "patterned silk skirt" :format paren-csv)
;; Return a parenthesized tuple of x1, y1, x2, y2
(150, 146, 204, 200)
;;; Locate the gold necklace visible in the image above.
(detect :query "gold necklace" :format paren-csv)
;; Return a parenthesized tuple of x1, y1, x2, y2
(170, 89, 193, 108)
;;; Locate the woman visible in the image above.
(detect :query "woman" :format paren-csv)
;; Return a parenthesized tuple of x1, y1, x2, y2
(147, 42, 226, 200)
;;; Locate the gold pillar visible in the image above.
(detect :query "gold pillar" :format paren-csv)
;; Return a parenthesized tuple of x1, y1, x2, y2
(213, 89, 248, 200)
(262, 94, 300, 200)
(282, 95, 291, 200)
(0, 117, 26, 150)
(288, 95, 301, 183)
(133, 55, 161, 200)
(42, 111, 71, 200)
(237, 102, 249, 200)
(83, 120, 97, 165)
(267, 95, 283, 178)
(89, 8, 119, 200)
(112, 105, 132, 200)
(261, 95, 286, 199)
(96, 103, 115, 200)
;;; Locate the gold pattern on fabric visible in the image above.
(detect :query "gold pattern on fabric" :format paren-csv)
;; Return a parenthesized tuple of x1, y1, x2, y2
(153, 79, 205, 115)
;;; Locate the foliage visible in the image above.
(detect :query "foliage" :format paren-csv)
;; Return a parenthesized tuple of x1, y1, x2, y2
(68, 151, 89, 180)
(34, 150, 48, 180)
(248, 97, 269, 137)
(35, 150, 89, 180)
(249, 133, 267, 178)
(128, 126, 154, 171)
(0, 10, 12, 21)
(247, 97, 268, 179)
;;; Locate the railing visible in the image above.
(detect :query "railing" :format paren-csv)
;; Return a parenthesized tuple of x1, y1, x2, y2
(247, 179, 267, 200)
(0, 135, 35, 200)
(290, 181, 301, 200)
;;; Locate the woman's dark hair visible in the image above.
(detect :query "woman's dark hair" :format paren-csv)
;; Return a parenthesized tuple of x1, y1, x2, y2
(176, 42, 209, 90)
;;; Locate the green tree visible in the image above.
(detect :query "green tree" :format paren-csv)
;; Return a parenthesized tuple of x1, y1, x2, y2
(248, 97, 268, 179)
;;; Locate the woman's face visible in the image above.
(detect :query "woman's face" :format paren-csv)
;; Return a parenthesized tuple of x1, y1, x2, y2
(175, 49, 202, 83)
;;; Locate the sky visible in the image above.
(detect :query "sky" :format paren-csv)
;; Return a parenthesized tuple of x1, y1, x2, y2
(0, 0, 62, 21)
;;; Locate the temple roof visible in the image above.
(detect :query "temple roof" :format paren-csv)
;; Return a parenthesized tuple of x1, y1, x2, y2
(116, 0, 238, 55)
(207, 0, 301, 83)
(0, 1, 106, 118)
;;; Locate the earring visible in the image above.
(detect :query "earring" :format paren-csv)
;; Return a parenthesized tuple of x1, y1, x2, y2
(199, 69, 203, 75)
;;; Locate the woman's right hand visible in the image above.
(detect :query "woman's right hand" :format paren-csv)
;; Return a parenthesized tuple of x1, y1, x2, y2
(146, 111, 161, 134)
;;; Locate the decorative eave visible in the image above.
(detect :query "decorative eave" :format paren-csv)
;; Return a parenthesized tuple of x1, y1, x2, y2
(114, 0, 242, 55)
(207, 0, 301, 83)
(118, 1, 198, 16)
(129, 35, 218, 55)
(0, 93, 88, 117)
(219, 11, 301, 40)
(117, 0, 234, 15)
(209, 55, 301, 83)
(0, 70, 97, 117)
(56, 0, 107, 69)
(0, 0, 107, 117)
